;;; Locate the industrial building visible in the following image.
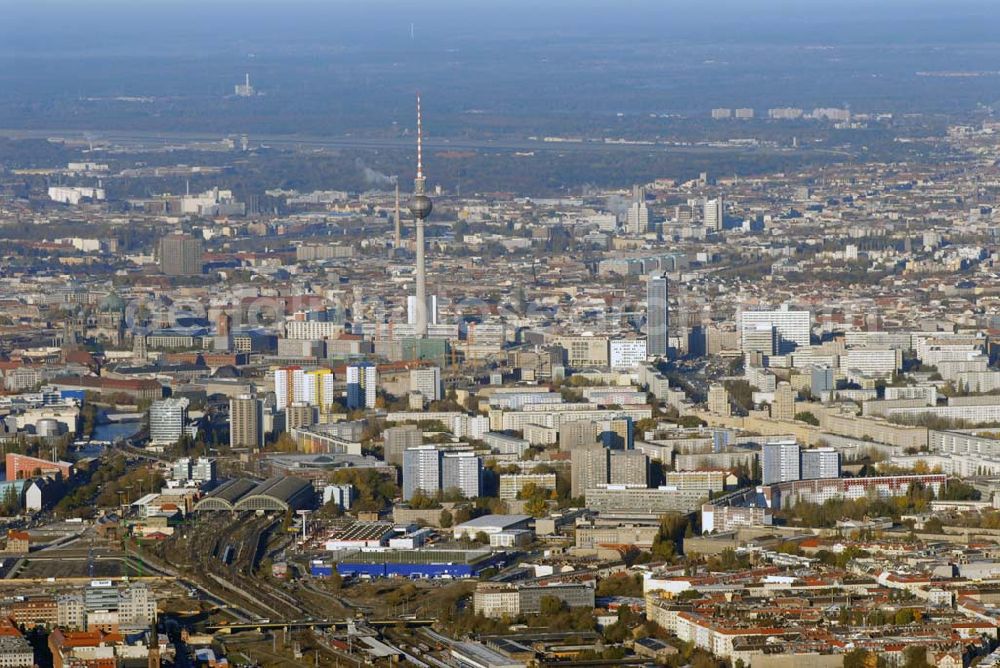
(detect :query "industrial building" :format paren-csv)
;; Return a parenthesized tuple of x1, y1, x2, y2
(315, 548, 506, 579)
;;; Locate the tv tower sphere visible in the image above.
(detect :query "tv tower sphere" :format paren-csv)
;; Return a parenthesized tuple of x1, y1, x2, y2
(410, 192, 432, 221)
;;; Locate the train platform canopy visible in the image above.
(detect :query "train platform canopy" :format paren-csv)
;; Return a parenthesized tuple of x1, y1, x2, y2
(193, 476, 314, 512)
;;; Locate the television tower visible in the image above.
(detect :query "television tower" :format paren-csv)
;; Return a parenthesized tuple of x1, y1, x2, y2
(394, 181, 402, 248)
(408, 94, 432, 338)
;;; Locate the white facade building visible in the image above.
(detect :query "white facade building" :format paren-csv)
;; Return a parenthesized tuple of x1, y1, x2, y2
(762, 441, 801, 485)
(452, 414, 491, 440)
(841, 348, 900, 377)
(149, 398, 189, 445)
(407, 295, 439, 326)
(609, 338, 648, 370)
(410, 367, 442, 402)
(704, 197, 724, 230)
(738, 306, 811, 353)
(626, 201, 649, 235)
(285, 320, 342, 340)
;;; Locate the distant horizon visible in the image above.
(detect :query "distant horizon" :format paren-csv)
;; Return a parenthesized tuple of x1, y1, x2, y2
(0, 0, 997, 139)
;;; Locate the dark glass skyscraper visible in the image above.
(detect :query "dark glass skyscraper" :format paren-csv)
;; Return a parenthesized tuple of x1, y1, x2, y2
(646, 273, 669, 357)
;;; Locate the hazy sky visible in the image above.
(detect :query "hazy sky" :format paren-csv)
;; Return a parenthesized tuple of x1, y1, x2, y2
(3, 0, 998, 51)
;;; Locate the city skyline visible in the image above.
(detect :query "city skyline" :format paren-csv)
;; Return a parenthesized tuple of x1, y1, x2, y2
(2, 3, 1000, 666)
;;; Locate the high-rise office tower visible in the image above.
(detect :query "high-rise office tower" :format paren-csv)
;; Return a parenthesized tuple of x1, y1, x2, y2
(609, 450, 648, 487)
(707, 384, 731, 416)
(149, 398, 188, 445)
(408, 94, 433, 338)
(598, 418, 634, 450)
(273, 366, 304, 410)
(742, 324, 777, 356)
(409, 366, 442, 402)
(571, 445, 610, 498)
(302, 368, 336, 412)
(704, 197, 724, 231)
(383, 424, 423, 466)
(346, 363, 378, 410)
(771, 382, 796, 421)
(646, 273, 669, 358)
(285, 402, 316, 431)
(559, 420, 601, 452)
(737, 305, 811, 353)
(801, 447, 840, 480)
(442, 451, 483, 498)
(626, 201, 649, 235)
(810, 367, 835, 397)
(407, 295, 439, 326)
(625, 184, 649, 235)
(762, 441, 800, 485)
(402, 445, 442, 501)
(158, 233, 203, 276)
(230, 394, 263, 448)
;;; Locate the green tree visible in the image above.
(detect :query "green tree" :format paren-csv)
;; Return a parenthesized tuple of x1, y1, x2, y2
(676, 415, 706, 429)
(539, 596, 567, 617)
(525, 497, 547, 518)
(0, 487, 19, 516)
(439, 509, 454, 528)
(329, 569, 343, 591)
(795, 411, 820, 426)
(902, 646, 929, 668)
(409, 490, 439, 510)
(596, 573, 643, 597)
(454, 506, 474, 525)
(651, 515, 688, 561)
(843, 648, 872, 668)
(922, 516, 943, 534)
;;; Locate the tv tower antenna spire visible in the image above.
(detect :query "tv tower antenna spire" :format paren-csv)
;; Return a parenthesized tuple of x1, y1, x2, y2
(416, 94, 424, 182)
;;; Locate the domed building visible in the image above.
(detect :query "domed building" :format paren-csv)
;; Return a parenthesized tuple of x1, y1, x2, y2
(88, 291, 126, 346)
(99, 292, 126, 314)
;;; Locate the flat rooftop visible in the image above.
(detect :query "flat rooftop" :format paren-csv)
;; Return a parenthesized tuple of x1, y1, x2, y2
(454, 514, 531, 529)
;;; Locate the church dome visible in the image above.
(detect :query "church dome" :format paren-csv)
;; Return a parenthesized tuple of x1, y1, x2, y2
(99, 292, 125, 312)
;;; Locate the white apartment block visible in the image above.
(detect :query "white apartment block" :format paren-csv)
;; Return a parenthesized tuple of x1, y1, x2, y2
(955, 371, 1000, 393)
(937, 355, 989, 381)
(884, 385, 937, 403)
(737, 306, 810, 352)
(285, 320, 343, 340)
(498, 473, 557, 501)
(840, 348, 900, 377)
(452, 414, 490, 440)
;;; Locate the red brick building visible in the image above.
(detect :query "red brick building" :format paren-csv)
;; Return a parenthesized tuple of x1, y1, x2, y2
(5, 453, 73, 481)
